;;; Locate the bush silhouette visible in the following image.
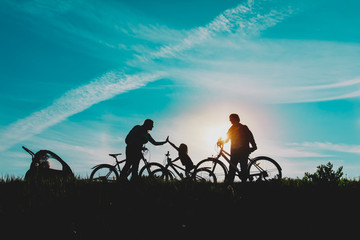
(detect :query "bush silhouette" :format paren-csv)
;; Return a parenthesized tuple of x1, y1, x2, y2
(303, 162, 343, 183)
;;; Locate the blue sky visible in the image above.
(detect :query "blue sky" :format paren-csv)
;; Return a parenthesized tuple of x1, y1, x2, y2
(1, 0, 359, 178)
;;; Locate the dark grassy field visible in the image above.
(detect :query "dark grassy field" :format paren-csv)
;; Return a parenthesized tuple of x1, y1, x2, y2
(1, 177, 360, 239)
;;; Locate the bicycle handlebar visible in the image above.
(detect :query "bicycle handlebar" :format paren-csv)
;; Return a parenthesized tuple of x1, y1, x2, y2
(216, 138, 224, 148)
(216, 139, 256, 155)
(22, 146, 35, 158)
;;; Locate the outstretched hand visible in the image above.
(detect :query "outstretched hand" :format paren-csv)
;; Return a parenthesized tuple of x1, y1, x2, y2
(217, 138, 224, 147)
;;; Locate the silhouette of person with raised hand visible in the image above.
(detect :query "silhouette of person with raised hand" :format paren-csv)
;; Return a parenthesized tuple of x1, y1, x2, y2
(121, 119, 168, 181)
(219, 113, 257, 183)
(167, 138, 194, 177)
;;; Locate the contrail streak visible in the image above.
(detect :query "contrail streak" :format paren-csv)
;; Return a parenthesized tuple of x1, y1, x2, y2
(0, 0, 294, 151)
(0, 72, 164, 151)
(145, 0, 294, 61)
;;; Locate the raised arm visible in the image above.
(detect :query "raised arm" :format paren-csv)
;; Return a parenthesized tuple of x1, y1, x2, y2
(148, 134, 168, 146)
(167, 139, 179, 151)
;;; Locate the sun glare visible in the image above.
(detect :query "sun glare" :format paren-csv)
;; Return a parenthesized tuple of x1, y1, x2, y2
(203, 123, 229, 150)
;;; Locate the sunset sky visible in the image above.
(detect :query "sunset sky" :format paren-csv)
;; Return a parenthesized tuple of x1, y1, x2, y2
(1, 0, 360, 178)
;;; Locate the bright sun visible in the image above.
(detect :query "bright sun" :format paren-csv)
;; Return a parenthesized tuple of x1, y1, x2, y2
(203, 123, 229, 149)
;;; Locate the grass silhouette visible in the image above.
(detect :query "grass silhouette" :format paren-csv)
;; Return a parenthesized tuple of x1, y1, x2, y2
(1, 175, 360, 239)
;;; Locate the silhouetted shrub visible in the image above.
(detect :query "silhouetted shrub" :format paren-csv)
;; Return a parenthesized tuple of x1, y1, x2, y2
(303, 162, 343, 184)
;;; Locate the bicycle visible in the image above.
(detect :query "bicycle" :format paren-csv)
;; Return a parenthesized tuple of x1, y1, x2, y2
(156, 151, 216, 182)
(193, 140, 282, 183)
(90, 147, 166, 182)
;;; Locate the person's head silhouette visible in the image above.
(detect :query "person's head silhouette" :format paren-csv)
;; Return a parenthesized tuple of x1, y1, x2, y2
(229, 113, 240, 124)
(179, 143, 188, 154)
(143, 119, 154, 131)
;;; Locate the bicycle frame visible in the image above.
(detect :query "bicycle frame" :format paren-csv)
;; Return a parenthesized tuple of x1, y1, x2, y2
(163, 152, 188, 179)
(114, 157, 126, 174)
(164, 152, 213, 181)
(169, 163, 185, 178)
(214, 145, 244, 177)
(216, 146, 265, 178)
(92, 149, 149, 176)
(115, 152, 150, 175)
(215, 145, 279, 180)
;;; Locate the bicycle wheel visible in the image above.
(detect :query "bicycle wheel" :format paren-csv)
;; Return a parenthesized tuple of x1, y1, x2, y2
(164, 169, 175, 181)
(247, 156, 282, 182)
(90, 164, 119, 182)
(194, 158, 228, 183)
(193, 167, 217, 183)
(139, 162, 167, 180)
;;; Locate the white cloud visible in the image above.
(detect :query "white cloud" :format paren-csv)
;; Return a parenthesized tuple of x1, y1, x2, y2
(141, 0, 295, 61)
(1, 0, 296, 152)
(162, 37, 360, 104)
(0, 71, 164, 151)
(295, 78, 360, 91)
(276, 141, 360, 177)
(291, 142, 360, 155)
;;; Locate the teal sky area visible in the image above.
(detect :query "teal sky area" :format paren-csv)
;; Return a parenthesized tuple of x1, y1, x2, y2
(0, 0, 359, 178)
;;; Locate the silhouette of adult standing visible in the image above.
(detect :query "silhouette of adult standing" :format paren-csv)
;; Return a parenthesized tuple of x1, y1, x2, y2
(121, 119, 168, 180)
(220, 114, 257, 183)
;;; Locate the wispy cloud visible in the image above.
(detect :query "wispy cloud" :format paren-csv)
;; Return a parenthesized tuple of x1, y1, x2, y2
(0, 71, 164, 151)
(290, 142, 360, 155)
(295, 78, 360, 91)
(138, 0, 295, 62)
(288, 78, 360, 103)
(164, 36, 360, 104)
(0, 0, 296, 151)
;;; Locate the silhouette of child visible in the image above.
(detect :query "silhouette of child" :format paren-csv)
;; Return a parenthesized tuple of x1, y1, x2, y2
(167, 138, 194, 176)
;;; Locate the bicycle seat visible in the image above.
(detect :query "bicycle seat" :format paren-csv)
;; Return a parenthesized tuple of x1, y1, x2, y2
(109, 153, 122, 158)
